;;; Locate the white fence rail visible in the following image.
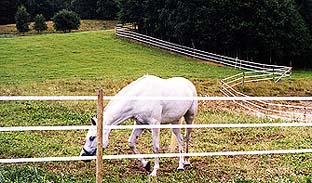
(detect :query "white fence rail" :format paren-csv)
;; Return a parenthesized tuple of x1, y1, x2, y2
(1, 95, 312, 165)
(221, 72, 312, 121)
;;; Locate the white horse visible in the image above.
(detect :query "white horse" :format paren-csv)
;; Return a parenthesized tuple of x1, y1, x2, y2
(80, 75, 197, 176)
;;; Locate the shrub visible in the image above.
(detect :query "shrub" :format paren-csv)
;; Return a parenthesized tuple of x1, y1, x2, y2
(33, 14, 48, 33)
(15, 5, 30, 33)
(52, 9, 80, 33)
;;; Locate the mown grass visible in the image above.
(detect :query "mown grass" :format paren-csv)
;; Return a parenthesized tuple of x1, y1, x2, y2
(0, 30, 312, 182)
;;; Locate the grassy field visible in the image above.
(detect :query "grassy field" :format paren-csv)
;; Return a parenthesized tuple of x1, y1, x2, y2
(0, 30, 312, 182)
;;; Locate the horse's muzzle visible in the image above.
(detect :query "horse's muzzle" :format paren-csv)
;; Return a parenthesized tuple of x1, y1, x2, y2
(80, 147, 96, 162)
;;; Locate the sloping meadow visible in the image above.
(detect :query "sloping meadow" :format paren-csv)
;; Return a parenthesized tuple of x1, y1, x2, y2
(0, 31, 311, 182)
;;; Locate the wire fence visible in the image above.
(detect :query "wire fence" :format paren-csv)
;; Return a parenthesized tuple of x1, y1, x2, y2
(220, 72, 312, 121)
(115, 25, 292, 82)
(1, 95, 311, 164)
(115, 25, 312, 122)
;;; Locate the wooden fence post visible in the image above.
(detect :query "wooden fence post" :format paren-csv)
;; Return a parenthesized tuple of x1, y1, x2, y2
(96, 89, 104, 183)
(235, 57, 238, 69)
(272, 67, 275, 82)
(242, 72, 245, 87)
(304, 105, 307, 122)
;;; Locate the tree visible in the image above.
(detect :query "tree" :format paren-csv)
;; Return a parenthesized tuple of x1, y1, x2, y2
(15, 5, 30, 33)
(52, 9, 81, 32)
(0, 0, 17, 24)
(71, 0, 98, 19)
(96, 0, 119, 20)
(119, 0, 145, 30)
(33, 14, 48, 32)
(119, 0, 312, 68)
(296, 0, 312, 34)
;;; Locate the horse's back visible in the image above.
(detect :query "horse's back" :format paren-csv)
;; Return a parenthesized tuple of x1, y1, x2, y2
(105, 75, 197, 124)
(132, 75, 196, 96)
(134, 75, 197, 123)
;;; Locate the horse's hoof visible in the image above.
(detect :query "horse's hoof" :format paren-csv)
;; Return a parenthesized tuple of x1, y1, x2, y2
(150, 171, 157, 177)
(144, 161, 151, 172)
(177, 168, 185, 172)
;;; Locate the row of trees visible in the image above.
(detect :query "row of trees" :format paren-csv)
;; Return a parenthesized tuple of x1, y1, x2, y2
(0, 0, 119, 25)
(15, 6, 80, 33)
(119, 0, 312, 68)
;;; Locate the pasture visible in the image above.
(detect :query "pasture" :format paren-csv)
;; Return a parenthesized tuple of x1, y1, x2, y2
(0, 30, 312, 182)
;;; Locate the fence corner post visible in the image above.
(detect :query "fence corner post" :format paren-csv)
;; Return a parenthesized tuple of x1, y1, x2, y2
(96, 89, 104, 183)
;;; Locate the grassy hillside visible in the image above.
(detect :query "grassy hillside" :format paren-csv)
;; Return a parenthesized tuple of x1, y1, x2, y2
(0, 30, 311, 182)
(0, 30, 240, 96)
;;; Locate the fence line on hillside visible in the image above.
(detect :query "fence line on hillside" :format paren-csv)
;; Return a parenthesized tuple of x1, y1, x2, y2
(115, 25, 292, 82)
(115, 25, 312, 122)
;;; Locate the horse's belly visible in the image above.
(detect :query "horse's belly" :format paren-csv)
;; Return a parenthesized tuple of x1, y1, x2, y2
(160, 101, 193, 123)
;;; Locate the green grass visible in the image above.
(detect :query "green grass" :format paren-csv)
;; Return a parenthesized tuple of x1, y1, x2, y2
(0, 30, 312, 182)
(0, 30, 238, 96)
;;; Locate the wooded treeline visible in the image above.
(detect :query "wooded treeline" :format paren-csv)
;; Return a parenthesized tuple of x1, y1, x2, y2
(1, 0, 311, 68)
(119, 0, 312, 68)
(0, 0, 119, 24)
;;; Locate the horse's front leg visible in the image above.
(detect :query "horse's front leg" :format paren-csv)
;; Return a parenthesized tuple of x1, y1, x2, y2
(150, 127, 160, 176)
(128, 128, 150, 171)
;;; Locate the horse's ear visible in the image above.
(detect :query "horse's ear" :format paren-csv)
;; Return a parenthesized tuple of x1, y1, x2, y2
(90, 116, 97, 126)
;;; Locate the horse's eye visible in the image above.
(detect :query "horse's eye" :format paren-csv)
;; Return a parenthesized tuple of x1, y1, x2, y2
(89, 136, 96, 141)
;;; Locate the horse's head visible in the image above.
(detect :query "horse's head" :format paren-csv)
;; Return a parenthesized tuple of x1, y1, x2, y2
(80, 116, 97, 159)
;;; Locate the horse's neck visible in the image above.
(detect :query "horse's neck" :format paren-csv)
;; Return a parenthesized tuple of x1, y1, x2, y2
(103, 102, 133, 126)
(102, 104, 133, 149)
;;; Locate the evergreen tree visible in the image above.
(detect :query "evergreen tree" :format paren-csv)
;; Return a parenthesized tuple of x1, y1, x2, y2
(15, 5, 30, 33)
(52, 9, 81, 32)
(33, 14, 48, 32)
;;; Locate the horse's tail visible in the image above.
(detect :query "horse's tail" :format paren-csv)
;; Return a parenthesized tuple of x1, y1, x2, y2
(169, 132, 177, 152)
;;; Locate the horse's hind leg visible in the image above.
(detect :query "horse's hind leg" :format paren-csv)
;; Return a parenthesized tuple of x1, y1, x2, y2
(128, 128, 150, 171)
(172, 124, 185, 171)
(150, 127, 160, 176)
(184, 103, 197, 166)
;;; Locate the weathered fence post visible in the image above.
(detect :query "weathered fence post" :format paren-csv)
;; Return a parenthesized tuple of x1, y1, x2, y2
(239, 59, 242, 70)
(235, 57, 238, 69)
(96, 89, 104, 183)
(304, 105, 307, 122)
(242, 72, 245, 86)
(272, 67, 275, 82)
